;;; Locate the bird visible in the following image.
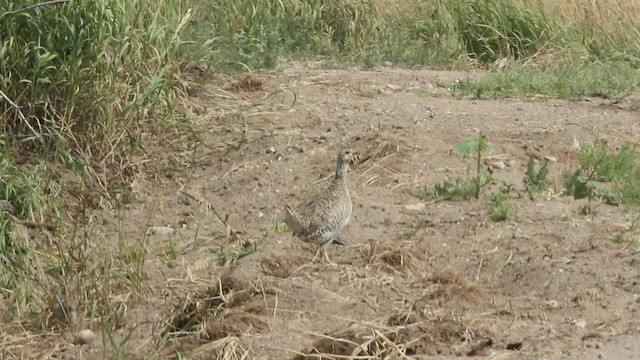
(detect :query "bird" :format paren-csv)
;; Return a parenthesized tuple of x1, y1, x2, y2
(283, 149, 356, 264)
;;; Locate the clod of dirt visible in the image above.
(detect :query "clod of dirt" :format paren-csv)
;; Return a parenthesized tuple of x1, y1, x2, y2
(260, 254, 307, 278)
(489, 160, 506, 170)
(73, 329, 96, 345)
(404, 202, 426, 211)
(229, 75, 263, 92)
(467, 339, 495, 357)
(146, 225, 175, 236)
(506, 342, 524, 350)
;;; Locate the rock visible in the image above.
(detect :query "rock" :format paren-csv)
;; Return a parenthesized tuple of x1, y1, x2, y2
(0, 200, 16, 215)
(146, 226, 175, 236)
(544, 300, 560, 309)
(386, 84, 401, 91)
(74, 329, 96, 345)
(266, 146, 276, 154)
(405, 203, 426, 211)
(490, 161, 506, 170)
(543, 156, 557, 162)
(382, 61, 393, 67)
(504, 159, 517, 167)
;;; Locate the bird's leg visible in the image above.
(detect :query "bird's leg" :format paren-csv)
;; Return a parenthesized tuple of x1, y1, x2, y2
(320, 241, 338, 266)
(311, 247, 322, 263)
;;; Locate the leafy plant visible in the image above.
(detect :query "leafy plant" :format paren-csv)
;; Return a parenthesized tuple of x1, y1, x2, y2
(209, 240, 257, 267)
(402, 218, 430, 239)
(417, 177, 477, 202)
(524, 155, 551, 200)
(454, 133, 494, 199)
(488, 190, 510, 222)
(564, 138, 640, 212)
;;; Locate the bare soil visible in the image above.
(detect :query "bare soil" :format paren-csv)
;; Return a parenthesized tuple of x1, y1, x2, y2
(13, 64, 640, 359)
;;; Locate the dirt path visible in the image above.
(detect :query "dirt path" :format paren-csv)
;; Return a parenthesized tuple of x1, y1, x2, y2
(45, 65, 640, 359)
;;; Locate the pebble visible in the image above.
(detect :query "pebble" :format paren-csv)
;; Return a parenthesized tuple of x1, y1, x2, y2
(0, 200, 15, 214)
(386, 84, 401, 91)
(266, 146, 276, 154)
(404, 203, 426, 211)
(382, 61, 393, 67)
(490, 161, 506, 170)
(544, 300, 560, 309)
(544, 155, 557, 162)
(74, 329, 96, 345)
(504, 159, 517, 167)
(146, 226, 175, 236)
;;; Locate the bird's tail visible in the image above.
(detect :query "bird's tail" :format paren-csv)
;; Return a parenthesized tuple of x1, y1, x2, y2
(283, 204, 303, 234)
(332, 236, 347, 245)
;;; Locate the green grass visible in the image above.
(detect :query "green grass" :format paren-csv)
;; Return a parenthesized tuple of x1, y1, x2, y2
(488, 191, 511, 222)
(4, 0, 640, 354)
(524, 155, 552, 200)
(564, 138, 640, 211)
(453, 62, 640, 101)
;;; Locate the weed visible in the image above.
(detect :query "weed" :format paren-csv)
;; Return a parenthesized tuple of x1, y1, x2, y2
(453, 133, 494, 199)
(453, 62, 640, 101)
(417, 177, 477, 202)
(402, 219, 429, 239)
(261, 219, 287, 238)
(611, 216, 640, 252)
(524, 155, 552, 200)
(418, 133, 493, 202)
(209, 240, 258, 267)
(564, 138, 640, 212)
(488, 191, 510, 222)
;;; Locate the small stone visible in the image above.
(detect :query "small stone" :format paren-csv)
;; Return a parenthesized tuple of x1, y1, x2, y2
(543, 156, 557, 162)
(490, 161, 506, 170)
(404, 203, 426, 211)
(146, 226, 175, 236)
(382, 61, 393, 67)
(0, 200, 16, 215)
(504, 159, 517, 167)
(266, 146, 276, 154)
(386, 84, 401, 91)
(74, 329, 96, 345)
(544, 300, 560, 309)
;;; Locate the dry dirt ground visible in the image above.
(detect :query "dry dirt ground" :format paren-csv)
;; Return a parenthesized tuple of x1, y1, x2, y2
(12, 64, 640, 359)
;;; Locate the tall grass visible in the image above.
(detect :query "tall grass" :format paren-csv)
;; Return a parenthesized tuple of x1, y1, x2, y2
(0, 0, 212, 156)
(186, 0, 381, 70)
(0, 0, 212, 326)
(3, 0, 640, 349)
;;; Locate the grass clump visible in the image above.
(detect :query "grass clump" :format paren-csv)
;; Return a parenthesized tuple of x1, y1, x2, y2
(524, 155, 552, 199)
(417, 177, 477, 202)
(0, 0, 214, 335)
(453, 62, 640, 101)
(418, 133, 494, 202)
(488, 191, 510, 222)
(188, 0, 381, 71)
(564, 138, 640, 212)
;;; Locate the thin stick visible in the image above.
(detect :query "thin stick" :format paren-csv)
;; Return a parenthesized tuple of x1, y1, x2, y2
(497, 250, 513, 274)
(0, 89, 40, 140)
(475, 256, 484, 281)
(3, 0, 70, 16)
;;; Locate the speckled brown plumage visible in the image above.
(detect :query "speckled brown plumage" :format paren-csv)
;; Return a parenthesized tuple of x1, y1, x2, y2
(284, 149, 355, 263)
